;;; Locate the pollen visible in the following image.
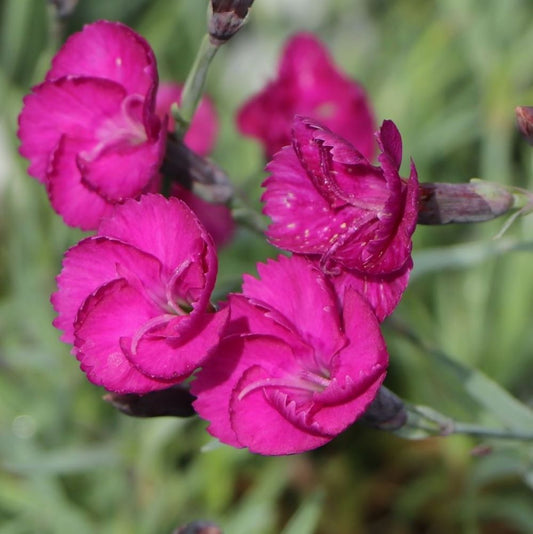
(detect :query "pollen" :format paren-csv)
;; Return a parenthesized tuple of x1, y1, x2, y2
(115, 57, 123, 67)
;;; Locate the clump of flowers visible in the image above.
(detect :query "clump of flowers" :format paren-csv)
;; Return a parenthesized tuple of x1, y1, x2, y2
(18, 21, 166, 230)
(26, 12, 522, 457)
(237, 32, 375, 160)
(192, 255, 388, 455)
(262, 117, 419, 320)
(52, 195, 228, 394)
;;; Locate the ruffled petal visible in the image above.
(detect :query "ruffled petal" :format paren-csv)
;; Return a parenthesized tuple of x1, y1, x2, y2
(263, 146, 336, 253)
(122, 306, 230, 380)
(52, 236, 163, 343)
(78, 110, 165, 202)
(47, 136, 113, 230)
(242, 255, 346, 357)
(329, 259, 412, 321)
(18, 76, 127, 184)
(98, 195, 216, 284)
(74, 279, 173, 394)
(231, 365, 332, 455)
(47, 20, 158, 100)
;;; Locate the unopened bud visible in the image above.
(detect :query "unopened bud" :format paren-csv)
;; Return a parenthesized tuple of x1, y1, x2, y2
(359, 387, 407, 431)
(418, 180, 515, 225)
(208, 0, 254, 45)
(173, 521, 223, 534)
(516, 106, 533, 145)
(162, 136, 233, 203)
(103, 385, 196, 418)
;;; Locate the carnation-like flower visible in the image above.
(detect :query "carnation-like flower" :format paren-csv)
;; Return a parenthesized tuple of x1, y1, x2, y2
(262, 117, 419, 320)
(192, 255, 388, 455)
(237, 32, 375, 159)
(154, 83, 234, 247)
(52, 195, 228, 394)
(18, 21, 166, 230)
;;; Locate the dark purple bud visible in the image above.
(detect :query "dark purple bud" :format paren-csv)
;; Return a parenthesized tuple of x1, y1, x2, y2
(359, 387, 407, 431)
(173, 521, 223, 534)
(161, 136, 233, 203)
(418, 181, 515, 225)
(103, 385, 196, 418)
(208, 0, 254, 45)
(516, 106, 533, 145)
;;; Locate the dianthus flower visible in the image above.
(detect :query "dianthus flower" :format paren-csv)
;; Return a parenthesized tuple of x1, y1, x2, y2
(263, 117, 419, 320)
(192, 255, 388, 455)
(18, 21, 166, 230)
(154, 83, 234, 247)
(52, 195, 228, 394)
(237, 32, 375, 160)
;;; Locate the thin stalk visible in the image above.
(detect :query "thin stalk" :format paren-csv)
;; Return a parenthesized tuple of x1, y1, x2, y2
(174, 34, 218, 138)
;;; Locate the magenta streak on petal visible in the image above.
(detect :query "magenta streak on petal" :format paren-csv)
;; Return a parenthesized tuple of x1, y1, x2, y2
(79, 94, 147, 164)
(237, 370, 332, 402)
(129, 313, 176, 356)
(164, 259, 193, 314)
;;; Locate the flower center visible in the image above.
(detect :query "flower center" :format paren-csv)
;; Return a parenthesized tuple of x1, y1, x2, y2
(238, 365, 331, 402)
(81, 94, 148, 162)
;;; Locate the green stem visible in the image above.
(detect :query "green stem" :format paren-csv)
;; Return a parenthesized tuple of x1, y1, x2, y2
(450, 422, 533, 441)
(174, 34, 219, 138)
(404, 404, 533, 441)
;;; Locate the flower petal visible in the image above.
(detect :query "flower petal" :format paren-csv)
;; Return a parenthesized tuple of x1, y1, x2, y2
(242, 255, 346, 357)
(47, 136, 112, 230)
(230, 365, 332, 455)
(47, 20, 158, 100)
(74, 279, 174, 394)
(98, 195, 216, 285)
(52, 236, 163, 343)
(329, 259, 412, 321)
(122, 306, 230, 380)
(18, 76, 127, 184)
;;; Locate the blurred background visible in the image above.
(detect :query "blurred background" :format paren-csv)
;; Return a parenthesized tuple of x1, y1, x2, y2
(2, 0, 533, 532)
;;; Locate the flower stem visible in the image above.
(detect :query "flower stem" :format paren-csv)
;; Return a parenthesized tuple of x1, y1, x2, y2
(173, 34, 219, 138)
(402, 403, 533, 441)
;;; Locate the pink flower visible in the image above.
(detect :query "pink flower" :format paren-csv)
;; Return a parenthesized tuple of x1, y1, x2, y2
(154, 83, 235, 248)
(237, 32, 375, 160)
(192, 255, 388, 455)
(262, 117, 419, 320)
(18, 21, 166, 230)
(52, 194, 228, 394)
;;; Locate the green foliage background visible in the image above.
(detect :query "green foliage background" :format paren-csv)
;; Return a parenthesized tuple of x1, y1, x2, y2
(2, 0, 533, 532)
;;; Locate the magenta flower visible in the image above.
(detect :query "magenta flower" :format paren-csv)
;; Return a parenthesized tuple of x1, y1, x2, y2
(18, 21, 166, 230)
(263, 117, 419, 320)
(237, 32, 375, 159)
(192, 255, 388, 455)
(52, 194, 228, 394)
(154, 82, 235, 248)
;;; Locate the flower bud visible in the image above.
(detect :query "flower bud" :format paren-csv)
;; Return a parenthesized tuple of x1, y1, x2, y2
(173, 521, 222, 534)
(359, 387, 407, 431)
(208, 0, 254, 45)
(516, 106, 533, 145)
(103, 385, 196, 418)
(418, 180, 515, 224)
